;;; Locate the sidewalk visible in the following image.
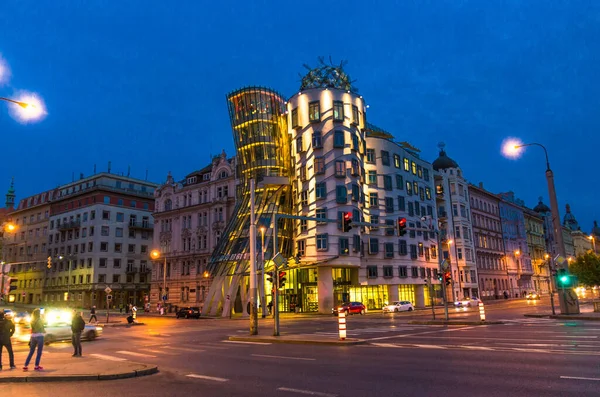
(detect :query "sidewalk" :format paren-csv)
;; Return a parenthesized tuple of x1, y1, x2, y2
(524, 302, 600, 321)
(0, 351, 157, 383)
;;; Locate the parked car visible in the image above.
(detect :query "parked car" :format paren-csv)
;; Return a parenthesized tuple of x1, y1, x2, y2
(382, 301, 414, 313)
(526, 292, 540, 300)
(176, 307, 201, 319)
(454, 297, 481, 308)
(332, 302, 366, 315)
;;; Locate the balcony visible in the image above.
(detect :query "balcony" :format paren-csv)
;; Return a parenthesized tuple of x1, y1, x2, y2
(58, 221, 81, 230)
(128, 222, 154, 231)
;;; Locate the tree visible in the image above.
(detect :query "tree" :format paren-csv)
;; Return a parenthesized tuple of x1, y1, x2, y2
(570, 252, 600, 287)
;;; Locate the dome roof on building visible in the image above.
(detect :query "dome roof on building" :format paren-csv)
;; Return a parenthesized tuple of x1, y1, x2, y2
(432, 142, 459, 171)
(533, 197, 551, 213)
(563, 204, 580, 231)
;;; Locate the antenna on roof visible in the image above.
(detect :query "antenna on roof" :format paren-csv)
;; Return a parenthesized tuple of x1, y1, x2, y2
(108, 161, 112, 174)
(127, 165, 131, 177)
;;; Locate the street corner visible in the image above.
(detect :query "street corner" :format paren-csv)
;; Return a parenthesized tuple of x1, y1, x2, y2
(227, 334, 367, 346)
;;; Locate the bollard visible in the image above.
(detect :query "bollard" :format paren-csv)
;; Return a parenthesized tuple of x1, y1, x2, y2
(478, 302, 486, 322)
(338, 311, 347, 340)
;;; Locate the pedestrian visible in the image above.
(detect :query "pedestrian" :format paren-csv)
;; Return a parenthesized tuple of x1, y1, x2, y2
(119, 303, 123, 314)
(128, 303, 133, 314)
(0, 311, 16, 370)
(503, 291, 508, 299)
(159, 305, 164, 315)
(267, 300, 273, 315)
(89, 305, 97, 323)
(23, 308, 45, 371)
(71, 310, 85, 357)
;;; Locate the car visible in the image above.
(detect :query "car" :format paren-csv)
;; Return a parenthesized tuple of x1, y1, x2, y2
(13, 311, 31, 325)
(175, 307, 201, 319)
(526, 292, 540, 300)
(15, 322, 103, 344)
(332, 302, 366, 315)
(2, 309, 15, 320)
(382, 301, 414, 313)
(454, 297, 481, 308)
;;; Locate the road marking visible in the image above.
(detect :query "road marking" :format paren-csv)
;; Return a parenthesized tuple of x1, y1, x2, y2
(116, 350, 157, 358)
(277, 387, 337, 396)
(222, 340, 272, 345)
(251, 354, 316, 361)
(366, 326, 476, 341)
(560, 376, 600, 381)
(186, 374, 229, 382)
(460, 346, 493, 351)
(412, 344, 447, 349)
(164, 346, 207, 352)
(141, 349, 181, 355)
(90, 353, 127, 362)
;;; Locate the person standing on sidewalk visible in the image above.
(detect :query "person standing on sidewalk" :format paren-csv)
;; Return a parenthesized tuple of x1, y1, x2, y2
(71, 310, 85, 357)
(0, 312, 16, 370)
(23, 308, 45, 371)
(89, 305, 97, 323)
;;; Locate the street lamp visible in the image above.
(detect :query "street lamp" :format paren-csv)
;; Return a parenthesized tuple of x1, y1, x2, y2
(0, 222, 18, 301)
(502, 138, 579, 314)
(589, 235, 596, 253)
(1, 94, 46, 122)
(150, 249, 167, 305)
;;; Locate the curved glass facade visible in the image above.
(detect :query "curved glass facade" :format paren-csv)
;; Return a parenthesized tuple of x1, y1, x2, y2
(204, 87, 294, 316)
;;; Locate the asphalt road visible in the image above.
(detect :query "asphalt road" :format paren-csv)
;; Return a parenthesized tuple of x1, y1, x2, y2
(4, 299, 600, 397)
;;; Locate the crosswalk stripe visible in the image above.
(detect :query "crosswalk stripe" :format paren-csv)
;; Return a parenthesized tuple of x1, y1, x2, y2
(90, 353, 127, 362)
(164, 346, 207, 352)
(186, 374, 229, 382)
(116, 350, 157, 358)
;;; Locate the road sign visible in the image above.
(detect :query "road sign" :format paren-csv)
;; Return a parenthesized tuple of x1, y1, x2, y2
(272, 252, 285, 267)
(440, 259, 449, 271)
(554, 255, 566, 266)
(104, 286, 112, 294)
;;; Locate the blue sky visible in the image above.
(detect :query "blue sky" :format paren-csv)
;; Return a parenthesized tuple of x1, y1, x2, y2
(1, 0, 598, 231)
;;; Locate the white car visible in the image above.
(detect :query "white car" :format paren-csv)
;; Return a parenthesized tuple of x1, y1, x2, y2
(454, 297, 481, 308)
(382, 301, 414, 313)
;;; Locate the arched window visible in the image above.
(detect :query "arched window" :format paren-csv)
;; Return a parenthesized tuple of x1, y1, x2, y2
(219, 171, 229, 179)
(164, 199, 172, 211)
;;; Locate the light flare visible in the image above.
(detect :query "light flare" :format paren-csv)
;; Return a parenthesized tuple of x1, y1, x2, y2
(8, 91, 47, 123)
(501, 137, 524, 159)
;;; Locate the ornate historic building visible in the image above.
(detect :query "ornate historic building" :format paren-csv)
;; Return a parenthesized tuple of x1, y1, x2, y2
(524, 208, 549, 294)
(151, 152, 236, 310)
(468, 182, 506, 300)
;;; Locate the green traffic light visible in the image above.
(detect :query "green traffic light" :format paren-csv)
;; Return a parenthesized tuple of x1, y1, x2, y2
(559, 275, 568, 284)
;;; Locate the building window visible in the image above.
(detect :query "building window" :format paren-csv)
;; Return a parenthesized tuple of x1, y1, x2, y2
(316, 182, 327, 199)
(351, 159, 359, 176)
(103, 196, 110, 204)
(398, 196, 406, 211)
(333, 101, 344, 121)
(336, 185, 347, 204)
(368, 170, 377, 185)
(425, 187, 431, 200)
(291, 107, 299, 128)
(394, 154, 401, 168)
(384, 243, 394, 258)
(383, 175, 392, 191)
(367, 266, 378, 278)
(335, 160, 345, 177)
(101, 226, 109, 236)
(116, 212, 124, 222)
(370, 215, 379, 230)
(98, 274, 106, 283)
(316, 234, 328, 250)
(410, 244, 417, 259)
(300, 191, 308, 207)
(334, 130, 345, 148)
(314, 157, 325, 174)
(398, 266, 408, 277)
(102, 211, 110, 220)
(316, 208, 327, 224)
(115, 228, 123, 237)
(99, 258, 107, 268)
(411, 266, 418, 278)
(114, 243, 122, 253)
(299, 165, 307, 181)
(383, 265, 393, 277)
(457, 248, 463, 260)
(339, 237, 349, 255)
(113, 259, 121, 268)
(369, 193, 378, 208)
(385, 197, 394, 213)
(366, 148, 375, 163)
(408, 202, 414, 216)
(312, 131, 322, 149)
(100, 242, 108, 251)
(368, 238, 379, 254)
(296, 136, 304, 153)
(297, 240, 306, 257)
(300, 219, 307, 233)
(309, 101, 320, 122)
(353, 234, 361, 253)
(381, 151, 390, 166)
(352, 105, 359, 124)
(352, 135, 359, 151)
(351, 184, 359, 202)
(399, 240, 408, 255)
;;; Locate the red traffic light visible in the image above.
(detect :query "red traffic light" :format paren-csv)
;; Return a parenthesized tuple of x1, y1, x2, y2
(342, 211, 353, 232)
(397, 217, 407, 236)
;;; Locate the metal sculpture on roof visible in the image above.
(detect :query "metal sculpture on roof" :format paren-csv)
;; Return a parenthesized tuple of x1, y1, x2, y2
(299, 57, 357, 92)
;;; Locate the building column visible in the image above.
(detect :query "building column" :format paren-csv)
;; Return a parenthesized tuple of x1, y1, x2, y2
(317, 266, 333, 314)
(387, 285, 399, 304)
(415, 284, 425, 308)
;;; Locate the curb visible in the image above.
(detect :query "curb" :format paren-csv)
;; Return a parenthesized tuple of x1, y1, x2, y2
(228, 336, 366, 346)
(0, 366, 158, 383)
(409, 320, 504, 326)
(524, 314, 600, 321)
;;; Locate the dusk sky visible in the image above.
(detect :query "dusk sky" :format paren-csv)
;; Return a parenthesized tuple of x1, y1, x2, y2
(1, 1, 598, 231)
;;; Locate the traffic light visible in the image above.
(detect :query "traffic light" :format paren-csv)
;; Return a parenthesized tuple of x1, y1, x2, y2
(444, 271, 452, 286)
(278, 271, 287, 288)
(436, 272, 443, 282)
(266, 271, 274, 283)
(342, 212, 353, 232)
(397, 217, 407, 236)
(556, 268, 575, 289)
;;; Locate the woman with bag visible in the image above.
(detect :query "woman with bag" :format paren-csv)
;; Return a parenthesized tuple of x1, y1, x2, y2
(23, 308, 45, 371)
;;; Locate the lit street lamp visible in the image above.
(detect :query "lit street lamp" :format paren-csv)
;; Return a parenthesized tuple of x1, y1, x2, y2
(0, 222, 18, 301)
(1, 93, 46, 122)
(502, 138, 579, 314)
(589, 235, 596, 253)
(150, 249, 167, 305)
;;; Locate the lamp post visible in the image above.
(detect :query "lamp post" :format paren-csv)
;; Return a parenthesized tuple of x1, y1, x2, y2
(248, 179, 258, 335)
(502, 139, 579, 314)
(1, 95, 45, 122)
(0, 222, 17, 302)
(260, 226, 267, 318)
(150, 249, 167, 307)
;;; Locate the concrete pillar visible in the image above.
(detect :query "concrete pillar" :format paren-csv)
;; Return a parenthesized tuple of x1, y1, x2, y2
(317, 267, 333, 314)
(387, 285, 399, 304)
(415, 284, 425, 308)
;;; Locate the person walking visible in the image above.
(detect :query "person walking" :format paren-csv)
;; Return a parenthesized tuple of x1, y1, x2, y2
(23, 308, 45, 371)
(71, 310, 85, 357)
(89, 305, 97, 323)
(0, 311, 16, 370)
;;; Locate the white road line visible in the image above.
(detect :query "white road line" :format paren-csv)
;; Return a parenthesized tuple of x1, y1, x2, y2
(141, 349, 180, 355)
(277, 387, 337, 397)
(186, 374, 229, 382)
(460, 346, 493, 351)
(90, 353, 127, 362)
(366, 326, 477, 341)
(164, 346, 207, 352)
(116, 350, 157, 358)
(412, 344, 447, 349)
(222, 340, 272, 345)
(560, 376, 600, 381)
(251, 354, 316, 361)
